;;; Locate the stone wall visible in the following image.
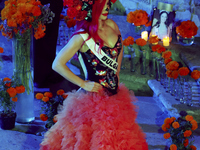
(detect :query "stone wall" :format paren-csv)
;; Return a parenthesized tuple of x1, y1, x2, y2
(117, 0, 200, 36)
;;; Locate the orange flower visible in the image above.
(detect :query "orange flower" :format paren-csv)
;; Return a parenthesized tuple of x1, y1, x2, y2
(3, 77, 11, 82)
(171, 70, 179, 79)
(190, 145, 197, 150)
(166, 70, 173, 78)
(40, 114, 48, 121)
(185, 115, 193, 122)
(162, 51, 172, 59)
(178, 67, 190, 76)
(66, 18, 76, 28)
(183, 130, 192, 137)
(15, 85, 25, 94)
(35, 93, 44, 99)
(6, 87, 17, 97)
(123, 36, 134, 46)
(166, 61, 179, 71)
(172, 122, 180, 129)
(157, 46, 166, 54)
(32, 5, 42, 16)
(191, 70, 200, 80)
(127, 10, 149, 26)
(62, 93, 68, 99)
(0, 47, 4, 53)
(145, 20, 152, 27)
(12, 97, 18, 102)
(151, 44, 162, 52)
(162, 123, 170, 132)
(163, 133, 171, 139)
(57, 89, 65, 95)
(42, 96, 49, 102)
(34, 23, 46, 39)
(164, 58, 172, 65)
(164, 117, 173, 124)
(170, 144, 177, 150)
(149, 35, 159, 44)
(190, 120, 198, 130)
(44, 92, 53, 98)
(135, 38, 146, 46)
(53, 115, 58, 123)
(171, 117, 176, 122)
(183, 138, 189, 147)
(176, 20, 198, 38)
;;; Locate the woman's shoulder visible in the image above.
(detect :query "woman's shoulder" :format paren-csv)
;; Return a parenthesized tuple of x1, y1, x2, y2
(105, 19, 120, 34)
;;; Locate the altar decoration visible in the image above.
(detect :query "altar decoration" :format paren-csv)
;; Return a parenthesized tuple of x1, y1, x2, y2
(176, 20, 198, 46)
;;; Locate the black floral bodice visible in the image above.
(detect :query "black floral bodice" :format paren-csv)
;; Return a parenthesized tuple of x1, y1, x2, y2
(79, 35, 122, 94)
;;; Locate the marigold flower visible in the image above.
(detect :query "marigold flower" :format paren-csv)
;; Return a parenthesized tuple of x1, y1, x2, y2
(178, 67, 190, 76)
(44, 92, 53, 98)
(151, 44, 162, 52)
(149, 35, 159, 44)
(164, 117, 173, 124)
(135, 38, 146, 46)
(190, 145, 197, 150)
(66, 18, 76, 28)
(3, 77, 11, 82)
(0, 47, 4, 53)
(53, 115, 58, 123)
(162, 51, 172, 59)
(157, 46, 166, 53)
(62, 93, 69, 99)
(162, 124, 170, 132)
(164, 58, 172, 65)
(12, 97, 18, 102)
(40, 114, 48, 121)
(170, 144, 177, 150)
(171, 117, 176, 122)
(163, 133, 171, 139)
(185, 115, 193, 122)
(35, 93, 44, 99)
(171, 70, 179, 79)
(190, 120, 198, 130)
(127, 10, 149, 26)
(191, 70, 200, 80)
(32, 5, 42, 16)
(166, 61, 179, 71)
(42, 96, 49, 102)
(166, 70, 173, 78)
(5, 82, 11, 87)
(123, 36, 134, 46)
(183, 138, 189, 147)
(57, 89, 65, 95)
(183, 130, 192, 137)
(6, 87, 17, 97)
(15, 85, 25, 94)
(172, 122, 180, 129)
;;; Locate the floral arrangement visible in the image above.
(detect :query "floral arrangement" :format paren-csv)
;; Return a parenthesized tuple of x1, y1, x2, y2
(0, 0, 55, 40)
(127, 10, 151, 26)
(35, 89, 68, 128)
(0, 77, 25, 116)
(176, 20, 198, 38)
(162, 111, 198, 150)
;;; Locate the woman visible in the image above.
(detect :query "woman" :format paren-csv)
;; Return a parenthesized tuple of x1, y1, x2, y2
(40, 0, 148, 149)
(150, 11, 172, 40)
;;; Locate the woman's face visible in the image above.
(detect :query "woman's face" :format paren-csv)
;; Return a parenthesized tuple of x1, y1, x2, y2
(99, 0, 111, 20)
(160, 13, 168, 23)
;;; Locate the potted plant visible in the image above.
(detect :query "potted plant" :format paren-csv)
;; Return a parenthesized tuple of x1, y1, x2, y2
(35, 89, 68, 129)
(0, 77, 25, 130)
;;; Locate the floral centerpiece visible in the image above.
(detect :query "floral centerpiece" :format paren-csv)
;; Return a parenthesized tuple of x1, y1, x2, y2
(0, 0, 55, 93)
(35, 89, 68, 128)
(0, 77, 25, 115)
(127, 9, 151, 36)
(162, 111, 198, 150)
(176, 20, 198, 46)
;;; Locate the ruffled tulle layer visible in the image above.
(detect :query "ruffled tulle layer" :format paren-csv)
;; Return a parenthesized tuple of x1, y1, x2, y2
(40, 84, 148, 150)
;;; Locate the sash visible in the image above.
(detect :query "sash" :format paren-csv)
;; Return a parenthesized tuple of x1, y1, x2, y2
(79, 33, 118, 72)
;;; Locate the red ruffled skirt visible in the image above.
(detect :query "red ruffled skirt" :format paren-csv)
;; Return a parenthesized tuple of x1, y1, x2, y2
(40, 84, 148, 150)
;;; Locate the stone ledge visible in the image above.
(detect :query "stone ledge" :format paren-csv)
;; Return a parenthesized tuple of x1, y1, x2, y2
(148, 79, 200, 122)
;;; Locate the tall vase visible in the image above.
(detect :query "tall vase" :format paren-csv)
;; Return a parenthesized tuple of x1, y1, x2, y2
(140, 49, 146, 75)
(12, 29, 35, 123)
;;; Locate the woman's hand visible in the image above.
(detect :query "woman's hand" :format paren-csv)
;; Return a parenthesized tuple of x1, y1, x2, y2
(81, 81, 103, 92)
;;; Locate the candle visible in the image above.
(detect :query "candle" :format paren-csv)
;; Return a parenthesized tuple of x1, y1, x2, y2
(141, 31, 148, 41)
(163, 36, 170, 46)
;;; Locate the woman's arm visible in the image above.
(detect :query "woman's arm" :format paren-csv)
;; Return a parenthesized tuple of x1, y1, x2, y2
(52, 34, 102, 92)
